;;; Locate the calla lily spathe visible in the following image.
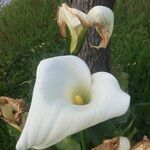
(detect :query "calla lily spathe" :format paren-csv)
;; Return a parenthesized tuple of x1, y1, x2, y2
(57, 3, 114, 52)
(65, 4, 114, 49)
(57, 3, 88, 53)
(16, 56, 130, 150)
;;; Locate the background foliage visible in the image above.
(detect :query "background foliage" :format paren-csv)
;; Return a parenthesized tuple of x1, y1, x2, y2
(0, 0, 149, 149)
(111, 0, 150, 144)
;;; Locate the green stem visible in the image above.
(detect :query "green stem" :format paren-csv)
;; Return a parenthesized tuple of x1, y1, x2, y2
(80, 131, 86, 150)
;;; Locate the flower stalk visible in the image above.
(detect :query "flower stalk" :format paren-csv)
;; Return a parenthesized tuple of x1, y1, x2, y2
(80, 132, 86, 150)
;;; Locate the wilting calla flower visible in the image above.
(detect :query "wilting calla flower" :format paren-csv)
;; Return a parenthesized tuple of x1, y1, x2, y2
(57, 3, 114, 52)
(66, 4, 114, 49)
(92, 136, 130, 150)
(57, 3, 87, 53)
(131, 136, 150, 150)
(0, 96, 25, 131)
(16, 56, 130, 150)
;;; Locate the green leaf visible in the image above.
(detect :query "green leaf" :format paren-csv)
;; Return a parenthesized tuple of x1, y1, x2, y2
(112, 109, 130, 125)
(131, 103, 150, 137)
(85, 121, 117, 145)
(56, 137, 81, 150)
(117, 71, 129, 92)
(134, 103, 150, 113)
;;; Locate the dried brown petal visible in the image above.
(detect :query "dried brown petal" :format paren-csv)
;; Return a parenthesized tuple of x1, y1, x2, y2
(65, 4, 114, 49)
(57, 4, 87, 53)
(0, 96, 26, 131)
(57, 6, 67, 37)
(92, 137, 131, 150)
(92, 137, 120, 150)
(131, 136, 150, 150)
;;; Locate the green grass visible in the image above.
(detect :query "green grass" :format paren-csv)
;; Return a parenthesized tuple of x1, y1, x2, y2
(112, 0, 149, 103)
(0, 1, 69, 148)
(111, 0, 150, 142)
(0, 0, 68, 101)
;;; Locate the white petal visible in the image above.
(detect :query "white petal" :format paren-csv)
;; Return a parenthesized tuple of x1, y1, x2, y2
(53, 72, 130, 139)
(89, 72, 130, 119)
(57, 6, 81, 53)
(16, 56, 91, 150)
(61, 3, 81, 28)
(16, 60, 130, 150)
(88, 6, 114, 48)
(88, 6, 114, 36)
(119, 137, 130, 150)
(65, 3, 91, 27)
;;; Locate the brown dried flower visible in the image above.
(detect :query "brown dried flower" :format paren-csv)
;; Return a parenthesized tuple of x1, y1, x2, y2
(92, 137, 130, 150)
(131, 136, 150, 150)
(0, 96, 26, 131)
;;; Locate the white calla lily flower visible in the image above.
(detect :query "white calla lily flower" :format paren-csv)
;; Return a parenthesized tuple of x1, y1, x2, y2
(16, 56, 130, 150)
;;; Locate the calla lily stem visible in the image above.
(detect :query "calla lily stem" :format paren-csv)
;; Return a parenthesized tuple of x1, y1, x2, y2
(80, 131, 86, 150)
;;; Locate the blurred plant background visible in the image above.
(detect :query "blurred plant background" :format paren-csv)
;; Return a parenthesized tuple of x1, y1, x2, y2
(0, 0, 149, 149)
